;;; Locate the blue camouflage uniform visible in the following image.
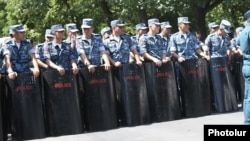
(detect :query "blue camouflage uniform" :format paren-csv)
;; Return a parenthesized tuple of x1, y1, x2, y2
(77, 34, 106, 67)
(35, 43, 46, 62)
(43, 41, 78, 69)
(169, 32, 200, 59)
(159, 34, 171, 57)
(204, 32, 232, 58)
(138, 33, 166, 60)
(2, 39, 35, 73)
(239, 10, 250, 125)
(103, 34, 136, 64)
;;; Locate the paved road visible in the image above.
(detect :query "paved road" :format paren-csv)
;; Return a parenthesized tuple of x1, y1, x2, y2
(27, 109, 244, 141)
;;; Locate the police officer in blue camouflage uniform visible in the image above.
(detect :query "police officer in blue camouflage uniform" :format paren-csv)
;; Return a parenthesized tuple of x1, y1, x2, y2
(100, 26, 111, 42)
(1, 24, 40, 80)
(159, 21, 172, 61)
(76, 18, 110, 73)
(64, 23, 79, 43)
(138, 18, 169, 67)
(35, 29, 54, 70)
(208, 22, 219, 34)
(170, 17, 209, 62)
(231, 27, 243, 54)
(204, 20, 233, 59)
(103, 19, 142, 67)
(130, 23, 147, 63)
(170, 17, 209, 96)
(239, 10, 250, 124)
(43, 24, 78, 75)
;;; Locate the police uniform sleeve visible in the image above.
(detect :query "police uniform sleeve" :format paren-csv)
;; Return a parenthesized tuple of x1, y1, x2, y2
(138, 35, 147, 55)
(204, 35, 211, 52)
(2, 42, 11, 56)
(103, 38, 111, 55)
(169, 35, 177, 52)
(43, 42, 51, 60)
(35, 45, 40, 59)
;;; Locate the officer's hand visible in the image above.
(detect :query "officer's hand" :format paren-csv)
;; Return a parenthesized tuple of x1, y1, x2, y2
(72, 67, 79, 75)
(114, 61, 122, 67)
(33, 69, 40, 77)
(57, 67, 65, 75)
(204, 55, 210, 61)
(136, 60, 142, 66)
(153, 58, 162, 67)
(140, 56, 144, 62)
(162, 57, 171, 63)
(88, 65, 96, 73)
(178, 57, 185, 63)
(8, 72, 17, 80)
(103, 63, 111, 71)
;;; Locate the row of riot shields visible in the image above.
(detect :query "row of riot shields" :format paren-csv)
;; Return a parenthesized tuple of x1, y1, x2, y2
(0, 57, 242, 140)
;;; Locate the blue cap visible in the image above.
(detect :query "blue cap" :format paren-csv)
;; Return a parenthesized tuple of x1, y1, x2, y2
(148, 18, 160, 25)
(219, 19, 231, 33)
(100, 27, 111, 35)
(110, 19, 125, 27)
(51, 24, 65, 33)
(45, 29, 53, 37)
(177, 17, 190, 24)
(81, 18, 93, 28)
(66, 23, 79, 32)
(244, 10, 250, 20)
(235, 27, 243, 33)
(208, 22, 219, 28)
(11, 24, 25, 32)
(135, 23, 147, 30)
(161, 21, 172, 28)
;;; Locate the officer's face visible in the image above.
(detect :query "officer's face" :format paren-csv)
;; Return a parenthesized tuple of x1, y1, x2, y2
(179, 23, 190, 33)
(15, 31, 26, 41)
(161, 28, 171, 35)
(113, 26, 124, 35)
(68, 31, 77, 37)
(150, 24, 160, 34)
(82, 27, 93, 36)
(138, 29, 147, 35)
(45, 36, 53, 42)
(54, 31, 64, 39)
(218, 28, 227, 36)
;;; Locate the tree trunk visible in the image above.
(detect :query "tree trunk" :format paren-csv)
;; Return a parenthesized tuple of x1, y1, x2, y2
(100, 0, 113, 26)
(193, 7, 207, 42)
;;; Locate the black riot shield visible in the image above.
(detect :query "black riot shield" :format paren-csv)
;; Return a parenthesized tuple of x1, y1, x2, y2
(144, 62, 182, 122)
(79, 66, 117, 131)
(118, 63, 150, 126)
(6, 72, 46, 140)
(0, 76, 4, 141)
(232, 55, 244, 103)
(43, 70, 83, 136)
(210, 57, 238, 113)
(179, 58, 211, 117)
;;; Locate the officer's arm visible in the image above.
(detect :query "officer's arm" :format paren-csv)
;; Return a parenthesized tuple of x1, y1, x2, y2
(45, 59, 62, 70)
(100, 51, 110, 65)
(30, 54, 40, 77)
(132, 49, 142, 66)
(37, 59, 48, 69)
(5, 55, 14, 74)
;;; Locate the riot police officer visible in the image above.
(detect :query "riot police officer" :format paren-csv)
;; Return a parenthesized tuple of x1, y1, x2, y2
(43, 24, 78, 75)
(2, 24, 39, 79)
(159, 21, 172, 61)
(138, 18, 168, 66)
(77, 18, 111, 72)
(103, 19, 142, 67)
(35, 29, 53, 70)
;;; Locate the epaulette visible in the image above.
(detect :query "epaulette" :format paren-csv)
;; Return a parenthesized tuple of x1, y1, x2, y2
(36, 43, 44, 48)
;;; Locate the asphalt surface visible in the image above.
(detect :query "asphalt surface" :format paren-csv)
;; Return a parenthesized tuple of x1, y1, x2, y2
(26, 108, 244, 141)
